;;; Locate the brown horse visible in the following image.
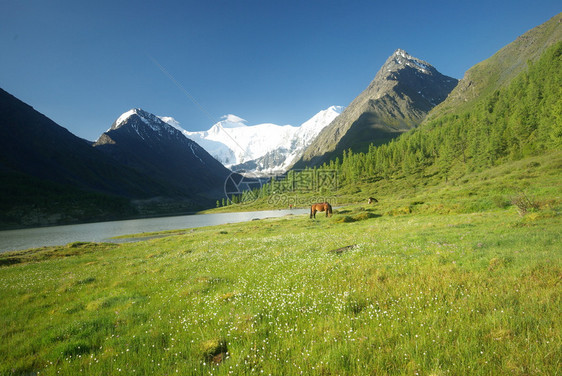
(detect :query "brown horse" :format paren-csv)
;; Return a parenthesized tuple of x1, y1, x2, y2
(310, 202, 333, 218)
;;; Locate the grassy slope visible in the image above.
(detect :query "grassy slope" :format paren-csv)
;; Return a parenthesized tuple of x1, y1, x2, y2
(206, 149, 562, 217)
(1, 153, 560, 375)
(428, 12, 562, 120)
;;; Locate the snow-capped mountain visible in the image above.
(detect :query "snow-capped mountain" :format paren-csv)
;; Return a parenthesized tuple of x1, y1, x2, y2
(167, 106, 343, 175)
(93, 108, 234, 203)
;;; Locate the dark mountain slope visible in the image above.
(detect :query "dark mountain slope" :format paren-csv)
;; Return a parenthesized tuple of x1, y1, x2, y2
(0, 88, 168, 199)
(0, 91, 234, 228)
(93, 109, 234, 204)
(0, 89, 181, 227)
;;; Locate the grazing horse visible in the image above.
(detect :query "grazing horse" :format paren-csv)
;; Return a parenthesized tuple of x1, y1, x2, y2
(310, 202, 333, 218)
(368, 197, 378, 204)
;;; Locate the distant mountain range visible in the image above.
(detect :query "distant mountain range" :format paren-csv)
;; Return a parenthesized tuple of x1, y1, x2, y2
(1, 12, 560, 228)
(173, 106, 343, 175)
(293, 49, 458, 168)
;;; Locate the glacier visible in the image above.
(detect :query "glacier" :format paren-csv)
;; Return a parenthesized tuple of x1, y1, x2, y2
(165, 106, 344, 175)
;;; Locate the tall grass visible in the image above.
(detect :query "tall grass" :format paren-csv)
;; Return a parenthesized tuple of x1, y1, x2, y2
(1, 201, 560, 375)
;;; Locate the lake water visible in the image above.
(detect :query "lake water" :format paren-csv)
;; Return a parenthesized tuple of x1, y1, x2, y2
(0, 208, 308, 253)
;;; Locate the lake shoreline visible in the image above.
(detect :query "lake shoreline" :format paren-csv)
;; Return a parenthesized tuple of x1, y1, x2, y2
(0, 208, 308, 254)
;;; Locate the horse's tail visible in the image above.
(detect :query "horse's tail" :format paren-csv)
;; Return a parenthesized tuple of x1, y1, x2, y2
(310, 205, 313, 219)
(327, 203, 333, 215)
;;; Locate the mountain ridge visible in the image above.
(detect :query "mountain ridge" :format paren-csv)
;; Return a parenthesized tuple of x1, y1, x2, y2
(0, 89, 168, 198)
(2, 13, 560, 228)
(428, 12, 562, 120)
(93, 108, 234, 204)
(0, 98, 238, 228)
(176, 106, 344, 174)
(0, 90, 185, 227)
(292, 49, 458, 169)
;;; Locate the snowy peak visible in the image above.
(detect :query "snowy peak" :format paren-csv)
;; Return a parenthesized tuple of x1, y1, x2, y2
(111, 108, 163, 130)
(95, 108, 230, 173)
(182, 106, 343, 174)
(101, 106, 344, 174)
(92, 108, 233, 205)
(300, 106, 344, 132)
(385, 49, 437, 75)
(206, 114, 248, 136)
(158, 116, 181, 129)
(112, 109, 138, 129)
(220, 114, 248, 126)
(102, 108, 183, 143)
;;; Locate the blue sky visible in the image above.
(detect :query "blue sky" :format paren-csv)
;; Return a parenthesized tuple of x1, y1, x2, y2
(1, 0, 560, 141)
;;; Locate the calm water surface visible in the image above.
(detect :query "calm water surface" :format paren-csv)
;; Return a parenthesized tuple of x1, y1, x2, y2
(0, 208, 308, 253)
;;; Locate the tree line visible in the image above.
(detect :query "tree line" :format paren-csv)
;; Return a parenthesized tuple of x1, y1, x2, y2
(229, 41, 561, 203)
(318, 40, 562, 186)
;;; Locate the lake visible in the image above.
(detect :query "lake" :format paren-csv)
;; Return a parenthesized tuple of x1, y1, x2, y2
(0, 208, 308, 253)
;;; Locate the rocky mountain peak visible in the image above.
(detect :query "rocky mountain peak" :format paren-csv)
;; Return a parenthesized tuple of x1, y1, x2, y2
(292, 49, 459, 168)
(91, 108, 234, 205)
(97, 108, 183, 146)
(384, 49, 436, 75)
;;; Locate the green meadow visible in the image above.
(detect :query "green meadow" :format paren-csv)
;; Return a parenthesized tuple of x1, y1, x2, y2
(1, 152, 561, 375)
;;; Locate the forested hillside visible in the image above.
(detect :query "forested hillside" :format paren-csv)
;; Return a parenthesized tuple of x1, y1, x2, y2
(233, 41, 561, 205)
(430, 13, 562, 118)
(332, 41, 561, 185)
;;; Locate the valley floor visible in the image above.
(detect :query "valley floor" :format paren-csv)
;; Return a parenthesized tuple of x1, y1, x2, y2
(1, 201, 560, 375)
